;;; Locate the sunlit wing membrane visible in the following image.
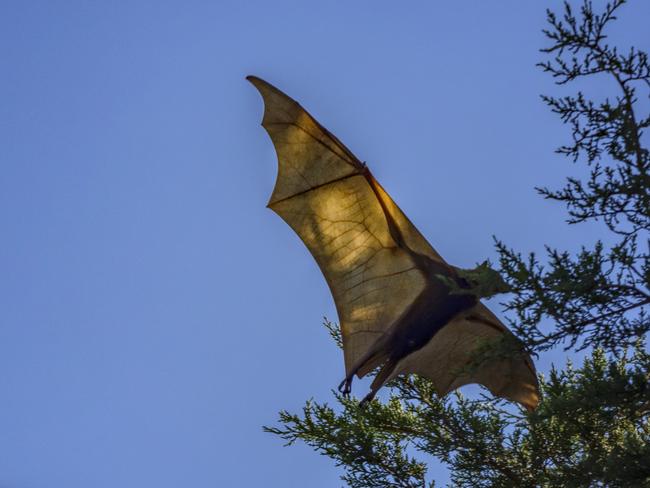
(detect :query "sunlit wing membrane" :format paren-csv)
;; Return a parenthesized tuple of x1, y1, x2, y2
(248, 76, 436, 373)
(365, 175, 447, 264)
(249, 76, 539, 410)
(390, 303, 539, 410)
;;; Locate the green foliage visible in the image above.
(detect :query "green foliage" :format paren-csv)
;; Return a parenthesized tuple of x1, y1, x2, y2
(266, 340, 650, 487)
(265, 2, 650, 485)
(496, 0, 649, 354)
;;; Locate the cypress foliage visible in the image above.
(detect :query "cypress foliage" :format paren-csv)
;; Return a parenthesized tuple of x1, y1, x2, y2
(265, 2, 650, 485)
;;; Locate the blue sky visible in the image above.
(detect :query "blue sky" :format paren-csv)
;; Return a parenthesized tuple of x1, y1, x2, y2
(2, 1, 649, 486)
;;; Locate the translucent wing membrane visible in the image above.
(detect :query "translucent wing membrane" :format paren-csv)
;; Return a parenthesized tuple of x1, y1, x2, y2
(248, 76, 539, 410)
(248, 76, 431, 373)
(390, 303, 539, 410)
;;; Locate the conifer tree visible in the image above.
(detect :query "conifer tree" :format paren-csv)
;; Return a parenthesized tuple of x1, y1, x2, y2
(265, 2, 650, 485)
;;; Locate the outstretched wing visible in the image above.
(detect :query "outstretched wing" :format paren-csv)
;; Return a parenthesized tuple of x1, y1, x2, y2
(248, 76, 539, 409)
(248, 75, 448, 375)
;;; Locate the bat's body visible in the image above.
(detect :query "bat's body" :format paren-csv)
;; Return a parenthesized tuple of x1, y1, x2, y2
(341, 234, 479, 404)
(345, 276, 479, 405)
(384, 275, 478, 361)
(248, 75, 540, 411)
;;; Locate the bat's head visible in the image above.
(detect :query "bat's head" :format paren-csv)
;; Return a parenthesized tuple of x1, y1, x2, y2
(455, 261, 511, 299)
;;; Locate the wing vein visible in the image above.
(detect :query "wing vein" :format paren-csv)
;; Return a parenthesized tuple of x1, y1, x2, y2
(266, 122, 358, 167)
(269, 172, 359, 206)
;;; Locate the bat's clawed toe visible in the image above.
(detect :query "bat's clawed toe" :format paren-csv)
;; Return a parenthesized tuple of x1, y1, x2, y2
(358, 392, 376, 409)
(339, 377, 376, 409)
(338, 377, 353, 397)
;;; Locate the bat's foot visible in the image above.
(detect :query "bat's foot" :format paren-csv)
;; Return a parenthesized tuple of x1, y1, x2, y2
(358, 392, 375, 409)
(338, 377, 353, 397)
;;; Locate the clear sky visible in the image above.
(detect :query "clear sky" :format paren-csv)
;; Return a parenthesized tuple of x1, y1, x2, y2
(2, 1, 649, 487)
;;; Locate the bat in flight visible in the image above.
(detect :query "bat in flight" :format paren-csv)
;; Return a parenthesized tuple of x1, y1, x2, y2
(248, 76, 540, 411)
